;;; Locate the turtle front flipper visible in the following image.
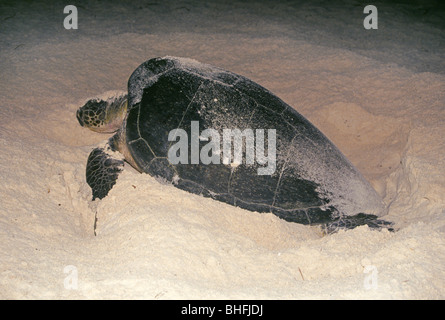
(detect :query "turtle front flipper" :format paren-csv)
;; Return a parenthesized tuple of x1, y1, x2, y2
(86, 147, 124, 200)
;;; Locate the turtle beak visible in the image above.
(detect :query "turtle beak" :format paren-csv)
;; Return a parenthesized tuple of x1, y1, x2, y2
(76, 109, 85, 127)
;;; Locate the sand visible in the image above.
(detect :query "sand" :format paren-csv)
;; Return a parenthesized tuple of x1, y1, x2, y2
(0, 0, 444, 299)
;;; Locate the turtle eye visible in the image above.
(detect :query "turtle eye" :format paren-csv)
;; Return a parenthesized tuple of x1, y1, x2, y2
(76, 109, 85, 126)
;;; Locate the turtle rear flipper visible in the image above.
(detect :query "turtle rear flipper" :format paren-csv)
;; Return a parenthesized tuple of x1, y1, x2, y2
(86, 147, 124, 200)
(322, 213, 394, 234)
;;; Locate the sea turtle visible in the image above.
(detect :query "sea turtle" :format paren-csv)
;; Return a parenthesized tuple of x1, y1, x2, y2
(77, 56, 391, 232)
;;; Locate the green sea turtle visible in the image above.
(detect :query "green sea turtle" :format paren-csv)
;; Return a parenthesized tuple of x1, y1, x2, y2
(77, 56, 391, 232)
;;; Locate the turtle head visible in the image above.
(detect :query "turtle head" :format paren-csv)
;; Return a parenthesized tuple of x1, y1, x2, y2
(77, 94, 128, 133)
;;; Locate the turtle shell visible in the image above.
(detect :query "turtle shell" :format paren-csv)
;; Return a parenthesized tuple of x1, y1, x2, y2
(123, 57, 384, 224)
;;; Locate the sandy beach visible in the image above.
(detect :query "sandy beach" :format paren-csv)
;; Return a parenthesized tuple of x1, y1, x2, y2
(0, 0, 444, 299)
